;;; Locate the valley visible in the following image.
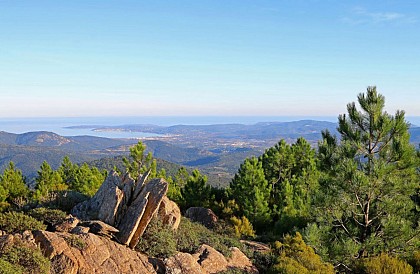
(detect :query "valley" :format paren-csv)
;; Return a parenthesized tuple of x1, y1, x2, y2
(1, 120, 419, 187)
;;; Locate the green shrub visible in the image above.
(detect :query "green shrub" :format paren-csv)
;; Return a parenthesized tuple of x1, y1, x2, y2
(230, 216, 255, 239)
(0, 258, 24, 274)
(251, 251, 277, 274)
(270, 256, 310, 274)
(0, 202, 10, 213)
(64, 235, 87, 250)
(0, 212, 46, 233)
(408, 250, 420, 273)
(360, 253, 413, 274)
(269, 232, 334, 274)
(136, 217, 177, 258)
(0, 241, 50, 274)
(41, 190, 88, 213)
(176, 217, 242, 257)
(137, 217, 245, 259)
(28, 207, 67, 226)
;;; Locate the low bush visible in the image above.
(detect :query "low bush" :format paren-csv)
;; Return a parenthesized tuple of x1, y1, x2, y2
(0, 212, 46, 233)
(0, 258, 24, 274)
(359, 253, 413, 274)
(408, 250, 420, 273)
(230, 216, 255, 239)
(64, 235, 87, 250)
(136, 217, 177, 258)
(269, 232, 334, 274)
(251, 250, 277, 274)
(176, 217, 242, 257)
(28, 207, 67, 226)
(0, 240, 50, 274)
(40, 190, 88, 213)
(137, 217, 244, 259)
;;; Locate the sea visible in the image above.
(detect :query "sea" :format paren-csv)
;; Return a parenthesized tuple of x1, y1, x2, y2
(0, 116, 419, 139)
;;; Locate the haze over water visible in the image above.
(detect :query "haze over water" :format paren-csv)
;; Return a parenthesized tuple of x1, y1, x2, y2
(0, 116, 419, 139)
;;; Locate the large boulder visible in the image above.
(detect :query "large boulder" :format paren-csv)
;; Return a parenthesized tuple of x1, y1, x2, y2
(71, 171, 170, 248)
(164, 252, 203, 274)
(157, 196, 181, 230)
(54, 215, 79, 233)
(164, 244, 259, 274)
(117, 177, 168, 248)
(2, 229, 259, 274)
(227, 247, 259, 274)
(185, 207, 218, 228)
(192, 244, 228, 274)
(80, 220, 119, 238)
(71, 171, 126, 222)
(33, 230, 157, 274)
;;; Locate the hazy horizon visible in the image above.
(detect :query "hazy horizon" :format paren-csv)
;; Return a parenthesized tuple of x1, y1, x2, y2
(1, 115, 420, 136)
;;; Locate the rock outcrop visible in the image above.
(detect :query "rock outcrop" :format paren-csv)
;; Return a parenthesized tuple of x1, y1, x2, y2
(193, 244, 228, 273)
(227, 247, 259, 273)
(72, 171, 172, 248)
(1, 229, 259, 274)
(117, 176, 168, 248)
(165, 244, 259, 274)
(165, 252, 203, 274)
(54, 215, 79, 232)
(0, 171, 259, 273)
(185, 207, 218, 228)
(157, 196, 181, 230)
(33, 230, 157, 274)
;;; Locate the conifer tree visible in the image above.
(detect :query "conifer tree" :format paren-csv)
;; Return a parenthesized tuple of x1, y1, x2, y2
(310, 87, 419, 267)
(181, 169, 212, 209)
(74, 163, 105, 197)
(167, 167, 188, 204)
(34, 161, 67, 201)
(59, 156, 78, 189)
(230, 157, 271, 229)
(123, 141, 156, 179)
(0, 162, 28, 204)
(260, 138, 318, 233)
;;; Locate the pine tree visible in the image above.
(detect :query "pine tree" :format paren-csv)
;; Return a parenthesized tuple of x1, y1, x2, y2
(59, 156, 78, 189)
(230, 157, 271, 229)
(0, 162, 29, 204)
(311, 87, 419, 267)
(260, 138, 318, 233)
(34, 161, 67, 201)
(123, 141, 156, 179)
(166, 167, 188, 204)
(181, 169, 212, 209)
(73, 163, 105, 197)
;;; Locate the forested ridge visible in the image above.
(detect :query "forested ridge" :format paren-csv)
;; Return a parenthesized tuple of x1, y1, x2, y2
(0, 87, 419, 273)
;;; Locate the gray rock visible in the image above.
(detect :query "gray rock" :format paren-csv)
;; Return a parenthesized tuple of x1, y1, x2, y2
(70, 226, 90, 235)
(54, 215, 80, 232)
(80, 220, 119, 238)
(71, 172, 169, 248)
(117, 178, 168, 248)
(185, 207, 218, 228)
(157, 196, 181, 230)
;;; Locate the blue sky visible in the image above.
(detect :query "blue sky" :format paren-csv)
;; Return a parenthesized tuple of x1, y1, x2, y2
(0, 0, 419, 117)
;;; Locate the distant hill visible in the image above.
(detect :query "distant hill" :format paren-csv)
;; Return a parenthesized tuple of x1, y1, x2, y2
(1, 121, 418, 187)
(0, 131, 138, 151)
(90, 120, 339, 140)
(0, 131, 138, 180)
(0, 144, 101, 180)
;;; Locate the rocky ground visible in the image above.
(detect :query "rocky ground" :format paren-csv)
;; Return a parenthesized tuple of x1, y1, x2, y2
(0, 171, 259, 273)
